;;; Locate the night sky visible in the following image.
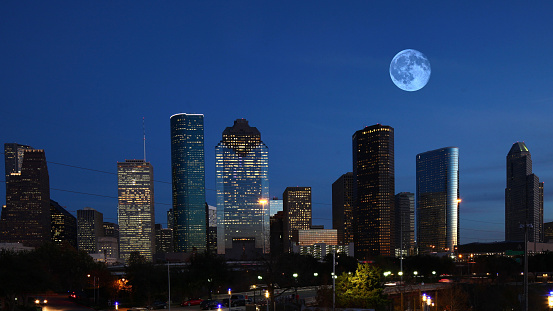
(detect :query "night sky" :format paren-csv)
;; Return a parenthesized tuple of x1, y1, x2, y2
(2, 2, 553, 244)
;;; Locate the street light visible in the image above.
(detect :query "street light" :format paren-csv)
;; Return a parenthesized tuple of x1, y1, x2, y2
(265, 290, 269, 311)
(293, 273, 299, 305)
(87, 274, 98, 304)
(228, 288, 232, 311)
(259, 199, 268, 254)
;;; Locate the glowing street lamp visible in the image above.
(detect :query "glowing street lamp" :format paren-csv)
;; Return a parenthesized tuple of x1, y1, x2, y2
(259, 199, 268, 254)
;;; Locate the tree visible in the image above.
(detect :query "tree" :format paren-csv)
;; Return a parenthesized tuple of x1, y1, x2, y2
(188, 251, 229, 299)
(125, 252, 164, 305)
(335, 263, 387, 310)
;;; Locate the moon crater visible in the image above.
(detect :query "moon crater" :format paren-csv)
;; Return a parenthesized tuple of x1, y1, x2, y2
(390, 49, 431, 92)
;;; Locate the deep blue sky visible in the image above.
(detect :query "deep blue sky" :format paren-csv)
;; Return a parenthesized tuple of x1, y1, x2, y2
(2, 2, 553, 244)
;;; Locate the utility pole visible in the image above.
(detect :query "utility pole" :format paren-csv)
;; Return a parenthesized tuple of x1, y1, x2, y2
(332, 251, 336, 311)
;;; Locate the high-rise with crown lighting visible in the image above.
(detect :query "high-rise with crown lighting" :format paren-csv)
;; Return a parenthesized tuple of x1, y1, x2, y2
(170, 113, 206, 252)
(352, 124, 395, 259)
(118, 159, 155, 261)
(1, 147, 51, 247)
(505, 142, 543, 242)
(216, 119, 269, 256)
(416, 147, 459, 253)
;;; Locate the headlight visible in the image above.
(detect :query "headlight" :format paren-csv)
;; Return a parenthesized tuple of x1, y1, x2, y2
(35, 300, 40, 304)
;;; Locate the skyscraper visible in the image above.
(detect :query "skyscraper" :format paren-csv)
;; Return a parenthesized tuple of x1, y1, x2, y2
(170, 113, 206, 252)
(50, 199, 77, 249)
(394, 192, 415, 256)
(269, 197, 283, 217)
(1, 148, 51, 247)
(118, 159, 155, 261)
(77, 207, 104, 254)
(4, 143, 34, 186)
(206, 204, 217, 254)
(416, 147, 459, 253)
(332, 172, 354, 245)
(352, 124, 395, 258)
(216, 119, 269, 255)
(505, 142, 543, 242)
(283, 187, 312, 250)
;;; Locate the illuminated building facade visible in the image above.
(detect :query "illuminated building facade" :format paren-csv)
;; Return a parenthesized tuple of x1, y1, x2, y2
(332, 172, 354, 245)
(352, 124, 395, 258)
(77, 207, 104, 254)
(416, 147, 459, 253)
(50, 199, 77, 249)
(170, 113, 206, 252)
(394, 192, 415, 256)
(297, 229, 338, 245)
(283, 187, 312, 250)
(270, 197, 283, 217)
(0, 148, 51, 247)
(118, 159, 155, 261)
(505, 142, 543, 242)
(207, 204, 217, 254)
(216, 119, 269, 255)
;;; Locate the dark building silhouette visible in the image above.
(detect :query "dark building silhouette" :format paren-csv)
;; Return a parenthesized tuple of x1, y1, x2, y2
(4, 143, 34, 186)
(1, 148, 51, 247)
(283, 187, 312, 251)
(544, 221, 553, 243)
(77, 207, 104, 254)
(352, 124, 395, 258)
(155, 223, 174, 254)
(332, 172, 354, 245)
(103, 222, 119, 239)
(416, 147, 460, 253)
(395, 192, 415, 256)
(50, 199, 77, 249)
(505, 142, 544, 242)
(270, 211, 285, 255)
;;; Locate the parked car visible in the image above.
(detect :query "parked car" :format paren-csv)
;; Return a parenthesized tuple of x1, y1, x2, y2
(230, 295, 246, 307)
(181, 298, 203, 307)
(200, 300, 222, 310)
(148, 301, 168, 309)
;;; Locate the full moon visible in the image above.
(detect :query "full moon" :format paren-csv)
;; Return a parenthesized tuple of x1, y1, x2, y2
(390, 49, 431, 92)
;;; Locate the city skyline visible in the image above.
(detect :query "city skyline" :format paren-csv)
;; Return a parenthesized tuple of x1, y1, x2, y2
(3, 2, 553, 244)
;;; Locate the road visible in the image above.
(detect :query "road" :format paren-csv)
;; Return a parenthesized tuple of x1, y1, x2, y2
(40, 295, 93, 311)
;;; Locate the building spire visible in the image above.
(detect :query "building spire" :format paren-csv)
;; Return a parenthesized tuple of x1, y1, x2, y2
(143, 117, 146, 161)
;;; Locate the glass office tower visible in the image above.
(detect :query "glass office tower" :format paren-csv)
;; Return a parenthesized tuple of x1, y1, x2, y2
(170, 113, 206, 252)
(505, 142, 543, 242)
(352, 124, 395, 259)
(216, 119, 269, 255)
(118, 159, 155, 261)
(416, 147, 459, 253)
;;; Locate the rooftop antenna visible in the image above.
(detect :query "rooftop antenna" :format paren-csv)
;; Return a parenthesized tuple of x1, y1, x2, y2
(143, 117, 146, 162)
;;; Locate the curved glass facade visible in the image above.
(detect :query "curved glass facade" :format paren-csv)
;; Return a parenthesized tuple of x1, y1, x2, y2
(170, 113, 206, 252)
(416, 147, 459, 253)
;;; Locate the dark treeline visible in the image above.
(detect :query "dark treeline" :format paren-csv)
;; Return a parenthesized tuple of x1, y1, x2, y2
(4, 244, 553, 311)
